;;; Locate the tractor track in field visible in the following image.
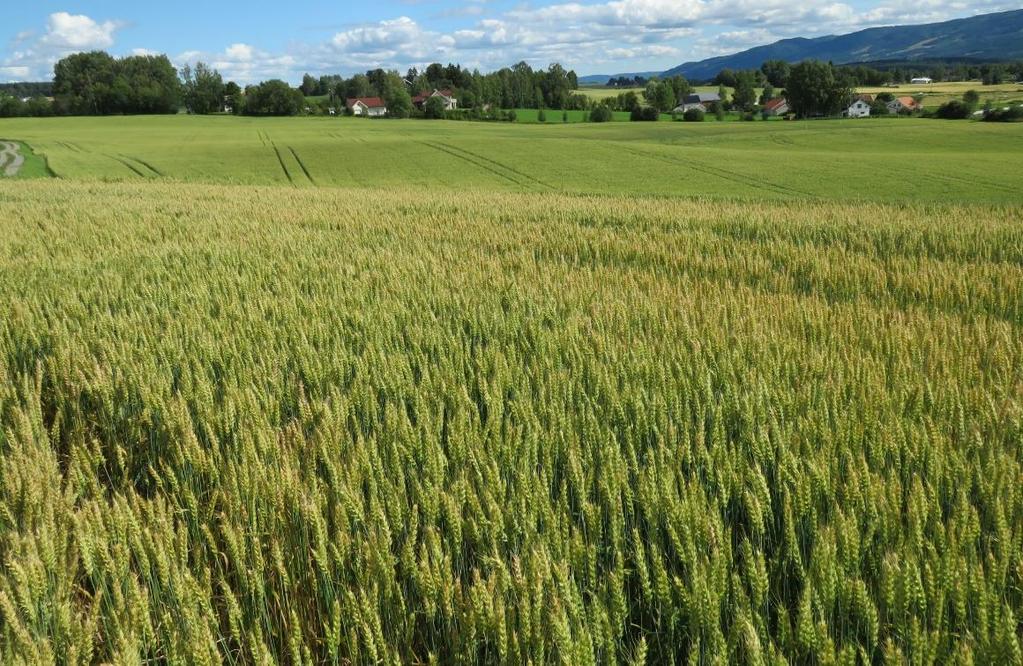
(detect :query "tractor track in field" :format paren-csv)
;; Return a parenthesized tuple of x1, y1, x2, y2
(288, 147, 316, 185)
(420, 141, 524, 188)
(419, 141, 551, 191)
(446, 144, 553, 190)
(270, 142, 295, 186)
(913, 168, 1017, 196)
(618, 143, 813, 198)
(107, 154, 149, 178)
(0, 141, 25, 176)
(58, 141, 85, 153)
(121, 155, 163, 178)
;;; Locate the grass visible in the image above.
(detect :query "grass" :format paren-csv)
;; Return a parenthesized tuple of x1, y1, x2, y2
(0, 140, 50, 179)
(0, 115, 1022, 663)
(512, 108, 651, 123)
(1, 114, 1022, 203)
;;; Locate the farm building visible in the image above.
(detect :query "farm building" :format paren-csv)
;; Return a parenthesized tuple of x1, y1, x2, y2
(910, 77, 933, 84)
(843, 99, 871, 118)
(887, 96, 921, 113)
(346, 97, 388, 117)
(673, 93, 721, 114)
(762, 98, 789, 116)
(412, 89, 458, 110)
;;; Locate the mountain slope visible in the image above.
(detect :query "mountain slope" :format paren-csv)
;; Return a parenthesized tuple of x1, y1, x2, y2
(662, 9, 1023, 81)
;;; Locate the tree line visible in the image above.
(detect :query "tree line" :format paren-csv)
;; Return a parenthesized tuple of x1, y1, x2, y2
(0, 52, 586, 118)
(714, 59, 1023, 90)
(299, 62, 583, 112)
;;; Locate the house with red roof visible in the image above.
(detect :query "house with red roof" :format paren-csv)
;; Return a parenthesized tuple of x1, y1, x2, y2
(412, 89, 458, 111)
(887, 96, 921, 114)
(762, 97, 790, 116)
(346, 97, 388, 117)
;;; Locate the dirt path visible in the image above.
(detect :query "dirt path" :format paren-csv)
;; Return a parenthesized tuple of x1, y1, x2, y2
(0, 141, 25, 177)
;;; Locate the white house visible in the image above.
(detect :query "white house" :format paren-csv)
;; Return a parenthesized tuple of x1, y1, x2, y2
(844, 99, 871, 118)
(672, 102, 706, 114)
(346, 97, 388, 117)
(762, 97, 789, 116)
(412, 89, 458, 110)
(910, 77, 933, 84)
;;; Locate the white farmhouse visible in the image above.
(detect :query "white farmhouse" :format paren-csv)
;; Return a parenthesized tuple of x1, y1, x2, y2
(910, 77, 933, 84)
(412, 89, 458, 111)
(346, 97, 388, 117)
(844, 99, 871, 118)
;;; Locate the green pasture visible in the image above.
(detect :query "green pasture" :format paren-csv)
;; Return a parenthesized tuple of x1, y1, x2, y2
(1, 114, 1021, 203)
(512, 108, 642, 123)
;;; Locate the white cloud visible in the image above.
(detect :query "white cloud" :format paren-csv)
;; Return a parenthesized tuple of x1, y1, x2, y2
(176, 43, 298, 83)
(40, 12, 120, 49)
(225, 43, 254, 62)
(1, 12, 124, 80)
(1, 1, 1017, 83)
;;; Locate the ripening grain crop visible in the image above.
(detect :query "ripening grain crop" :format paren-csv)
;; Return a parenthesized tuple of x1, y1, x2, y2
(1, 180, 1022, 664)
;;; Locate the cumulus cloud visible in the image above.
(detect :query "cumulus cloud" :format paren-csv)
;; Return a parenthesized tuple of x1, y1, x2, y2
(175, 43, 298, 83)
(2, 1, 1018, 82)
(224, 43, 254, 62)
(39, 12, 120, 49)
(1, 12, 124, 81)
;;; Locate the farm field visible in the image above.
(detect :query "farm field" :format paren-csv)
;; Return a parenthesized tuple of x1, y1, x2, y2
(1, 116, 1022, 663)
(581, 81, 1023, 110)
(2, 115, 1023, 202)
(858, 81, 1023, 109)
(578, 85, 740, 101)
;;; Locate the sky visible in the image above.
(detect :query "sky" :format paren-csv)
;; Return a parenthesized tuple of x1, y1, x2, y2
(1, 1, 1016, 83)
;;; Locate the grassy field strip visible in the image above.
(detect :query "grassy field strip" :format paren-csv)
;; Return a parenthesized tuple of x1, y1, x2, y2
(1, 116, 1021, 202)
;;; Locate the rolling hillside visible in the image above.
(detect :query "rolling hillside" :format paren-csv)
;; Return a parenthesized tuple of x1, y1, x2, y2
(662, 9, 1023, 81)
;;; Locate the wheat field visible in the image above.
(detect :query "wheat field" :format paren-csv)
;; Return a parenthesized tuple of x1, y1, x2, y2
(1, 180, 1021, 663)
(2, 115, 1022, 203)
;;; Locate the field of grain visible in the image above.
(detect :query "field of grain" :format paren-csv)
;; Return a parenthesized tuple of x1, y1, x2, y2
(580, 81, 1023, 111)
(2, 115, 1023, 202)
(578, 85, 741, 102)
(1, 177, 1022, 663)
(2, 111, 1023, 663)
(858, 82, 1023, 109)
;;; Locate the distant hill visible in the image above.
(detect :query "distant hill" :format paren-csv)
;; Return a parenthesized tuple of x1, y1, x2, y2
(662, 9, 1023, 81)
(579, 72, 660, 86)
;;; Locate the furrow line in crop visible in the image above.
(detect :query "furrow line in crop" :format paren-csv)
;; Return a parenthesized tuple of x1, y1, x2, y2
(289, 147, 316, 185)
